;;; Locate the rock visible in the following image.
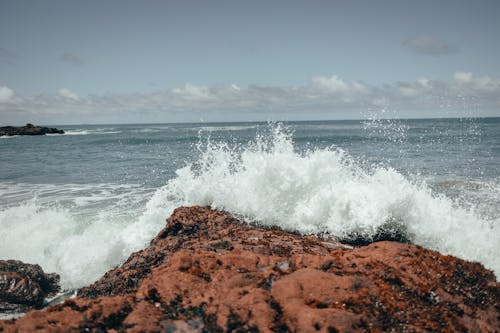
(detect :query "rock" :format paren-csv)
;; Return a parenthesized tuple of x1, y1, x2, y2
(1, 206, 498, 332)
(0, 260, 60, 313)
(0, 124, 64, 136)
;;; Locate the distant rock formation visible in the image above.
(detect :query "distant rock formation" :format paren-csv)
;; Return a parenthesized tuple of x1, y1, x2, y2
(1, 206, 499, 332)
(0, 123, 64, 136)
(0, 260, 60, 314)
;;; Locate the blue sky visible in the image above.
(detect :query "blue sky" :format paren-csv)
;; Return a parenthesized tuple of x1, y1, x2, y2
(1, 0, 499, 124)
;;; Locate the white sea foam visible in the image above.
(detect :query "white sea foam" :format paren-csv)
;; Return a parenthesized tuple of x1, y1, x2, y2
(0, 183, 168, 289)
(131, 128, 163, 133)
(63, 129, 121, 135)
(0, 125, 498, 289)
(159, 124, 500, 277)
(197, 125, 256, 132)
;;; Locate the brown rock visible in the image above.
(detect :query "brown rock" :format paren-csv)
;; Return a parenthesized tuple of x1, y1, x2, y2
(1, 206, 498, 332)
(0, 260, 60, 313)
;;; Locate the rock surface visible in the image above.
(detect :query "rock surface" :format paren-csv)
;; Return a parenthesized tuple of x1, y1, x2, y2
(0, 260, 60, 313)
(1, 206, 499, 332)
(0, 123, 64, 136)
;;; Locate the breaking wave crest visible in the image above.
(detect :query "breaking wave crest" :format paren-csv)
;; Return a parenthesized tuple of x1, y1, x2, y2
(160, 124, 499, 276)
(1, 124, 498, 289)
(0, 184, 169, 289)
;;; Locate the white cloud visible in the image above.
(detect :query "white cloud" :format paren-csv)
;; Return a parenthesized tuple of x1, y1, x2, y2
(454, 71, 473, 83)
(0, 86, 15, 103)
(312, 75, 350, 93)
(403, 35, 459, 56)
(1, 72, 499, 124)
(395, 79, 433, 98)
(58, 88, 80, 101)
(172, 83, 215, 102)
(452, 72, 500, 97)
(309, 75, 369, 100)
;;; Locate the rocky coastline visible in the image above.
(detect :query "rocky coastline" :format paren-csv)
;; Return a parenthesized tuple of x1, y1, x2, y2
(0, 260, 60, 315)
(0, 123, 64, 136)
(1, 206, 499, 332)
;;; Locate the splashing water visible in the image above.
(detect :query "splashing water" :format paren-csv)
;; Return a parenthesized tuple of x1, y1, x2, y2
(0, 122, 498, 289)
(159, 124, 499, 276)
(0, 184, 169, 289)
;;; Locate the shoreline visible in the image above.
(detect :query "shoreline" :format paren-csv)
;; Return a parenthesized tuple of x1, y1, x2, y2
(1, 206, 498, 332)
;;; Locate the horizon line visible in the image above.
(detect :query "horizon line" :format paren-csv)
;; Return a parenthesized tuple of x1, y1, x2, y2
(41, 115, 500, 127)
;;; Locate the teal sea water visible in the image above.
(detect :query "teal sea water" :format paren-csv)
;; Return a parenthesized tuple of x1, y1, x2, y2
(0, 118, 499, 288)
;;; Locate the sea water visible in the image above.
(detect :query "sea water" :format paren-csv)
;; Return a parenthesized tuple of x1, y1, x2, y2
(0, 118, 499, 289)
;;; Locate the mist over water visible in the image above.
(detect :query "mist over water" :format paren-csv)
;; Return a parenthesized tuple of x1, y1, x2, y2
(0, 118, 499, 288)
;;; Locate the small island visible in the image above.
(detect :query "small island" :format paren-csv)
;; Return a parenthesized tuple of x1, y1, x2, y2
(0, 123, 64, 136)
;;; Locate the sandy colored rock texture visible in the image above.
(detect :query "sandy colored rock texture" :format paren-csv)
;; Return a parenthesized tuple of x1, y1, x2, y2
(1, 206, 498, 332)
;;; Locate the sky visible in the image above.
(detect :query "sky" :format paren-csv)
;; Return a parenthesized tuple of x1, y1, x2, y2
(0, 0, 499, 125)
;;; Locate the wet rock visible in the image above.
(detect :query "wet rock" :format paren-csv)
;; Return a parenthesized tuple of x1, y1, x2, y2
(0, 260, 60, 313)
(0, 123, 64, 136)
(340, 217, 412, 246)
(1, 206, 498, 332)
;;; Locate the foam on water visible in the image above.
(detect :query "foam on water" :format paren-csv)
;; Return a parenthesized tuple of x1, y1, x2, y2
(63, 129, 122, 135)
(197, 125, 257, 132)
(0, 123, 498, 289)
(160, 124, 500, 277)
(0, 184, 169, 289)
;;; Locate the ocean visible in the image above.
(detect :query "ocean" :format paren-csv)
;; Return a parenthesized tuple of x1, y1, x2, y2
(0, 117, 499, 289)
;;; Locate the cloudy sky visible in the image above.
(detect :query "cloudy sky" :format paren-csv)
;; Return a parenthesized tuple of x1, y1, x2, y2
(1, 0, 499, 125)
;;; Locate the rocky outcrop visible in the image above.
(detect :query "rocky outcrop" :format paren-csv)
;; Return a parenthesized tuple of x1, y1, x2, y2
(1, 206, 499, 332)
(0, 260, 60, 313)
(0, 123, 64, 136)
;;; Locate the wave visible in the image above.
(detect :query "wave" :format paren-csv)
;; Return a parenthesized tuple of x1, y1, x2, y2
(63, 129, 122, 136)
(159, 124, 499, 277)
(196, 125, 257, 132)
(0, 124, 498, 289)
(0, 183, 167, 289)
(131, 128, 164, 133)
